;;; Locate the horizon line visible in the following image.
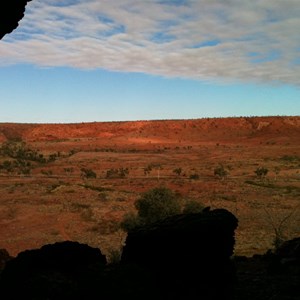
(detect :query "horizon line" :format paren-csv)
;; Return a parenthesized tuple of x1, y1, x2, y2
(0, 115, 299, 125)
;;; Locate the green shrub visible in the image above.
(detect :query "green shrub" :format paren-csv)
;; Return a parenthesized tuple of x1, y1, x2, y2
(135, 187, 181, 224)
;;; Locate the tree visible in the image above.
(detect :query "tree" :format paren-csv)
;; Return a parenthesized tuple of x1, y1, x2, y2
(64, 167, 74, 176)
(173, 167, 182, 176)
(263, 205, 299, 250)
(81, 168, 96, 179)
(143, 165, 152, 176)
(255, 167, 268, 179)
(189, 173, 199, 180)
(134, 187, 181, 224)
(214, 164, 228, 180)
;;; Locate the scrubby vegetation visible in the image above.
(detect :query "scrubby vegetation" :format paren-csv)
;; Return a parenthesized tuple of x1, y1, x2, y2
(80, 168, 97, 179)
(254, 166, 269, 179)
(214, 164, 229, 179)
(106, 167, 129, 178)
(0, 141, 58, 175)
(121, 187, 205, 231)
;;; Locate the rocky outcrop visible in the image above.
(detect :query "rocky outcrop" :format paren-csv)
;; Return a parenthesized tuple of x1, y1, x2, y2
(121, 208, 238, 299)
(0, 211, 239, 299)
(0, 0, 32, 40)
(0, 241, 107, 300)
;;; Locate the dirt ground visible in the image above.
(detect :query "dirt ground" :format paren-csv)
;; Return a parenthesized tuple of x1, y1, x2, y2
(0, 116, 299, 258)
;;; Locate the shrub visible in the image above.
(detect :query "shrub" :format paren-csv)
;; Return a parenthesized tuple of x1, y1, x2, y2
(143, 165, 152, 176)
(134, 187, 181, 224)
(81, 168, 97, 179)
(106, 248, 122, 265)
(255, 167, 268, 179)
(106, 168, 129, 178)
(182, 200, 204, 214)
(120, 212, 141, 232)
(214, 164, 228, 179)
(0, 141, 54, 163)
(95, 219, 120, 235)
(121, 188, 206, 232)
(173, 167, 182, 176)
(189, 174, 199, 180)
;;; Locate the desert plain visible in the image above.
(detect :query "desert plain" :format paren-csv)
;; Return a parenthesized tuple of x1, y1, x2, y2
(0, 116, 299, 259)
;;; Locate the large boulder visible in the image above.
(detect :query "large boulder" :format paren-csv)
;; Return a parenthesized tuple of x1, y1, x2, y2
(0, 241, 107, 300)
(0, 0, 32, 40)
(121, 208, 238, 299)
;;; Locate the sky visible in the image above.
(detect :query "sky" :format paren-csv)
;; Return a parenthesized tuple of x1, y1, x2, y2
(0, 0, 300, 123)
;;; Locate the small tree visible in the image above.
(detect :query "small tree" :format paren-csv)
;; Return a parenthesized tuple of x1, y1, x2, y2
(143, 165, 152, 176)
(173, 167, 182, 176)
(255, 167, 268, 179)
(263, 206, 299, 250)
(64, 167, 74, 176)
(81, 168, 97, 179)
(214, 164, 228, 180)
(134, 187, 181, 224)
(189, 173, 199, 180)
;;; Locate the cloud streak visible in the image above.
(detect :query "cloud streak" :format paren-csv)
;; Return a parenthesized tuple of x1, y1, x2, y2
(0, 0, 300, 85)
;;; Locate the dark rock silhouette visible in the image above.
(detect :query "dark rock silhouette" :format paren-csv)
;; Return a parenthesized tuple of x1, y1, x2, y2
(0, 210, 239, 299)
(272, 237, 300, 274)
(121, 208, 239, 300)
(0, 241, 107, 300)
(0, 0, 32, 40)
(234, 237, 300, 300)
(0, 248, 12, 272)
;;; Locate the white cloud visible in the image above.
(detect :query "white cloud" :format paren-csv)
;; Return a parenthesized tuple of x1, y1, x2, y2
(0, 0, 299, 85)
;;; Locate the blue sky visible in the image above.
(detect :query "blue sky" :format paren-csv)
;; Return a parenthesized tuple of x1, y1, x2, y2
(0, 0, 299, 123)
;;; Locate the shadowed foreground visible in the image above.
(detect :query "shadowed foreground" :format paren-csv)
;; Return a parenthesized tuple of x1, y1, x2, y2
(0, 210, 299, 300)
(0, 209, 238, 300)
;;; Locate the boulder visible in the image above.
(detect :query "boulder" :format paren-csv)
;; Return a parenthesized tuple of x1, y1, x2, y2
(0, 241, 107, 299)
(121, 208, 238, 299)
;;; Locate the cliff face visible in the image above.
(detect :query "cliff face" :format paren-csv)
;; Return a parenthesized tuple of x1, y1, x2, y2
(0, 116, 299, 145)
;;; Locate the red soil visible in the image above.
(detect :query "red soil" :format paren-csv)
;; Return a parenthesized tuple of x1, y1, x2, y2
(0, 116, 299, 258)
